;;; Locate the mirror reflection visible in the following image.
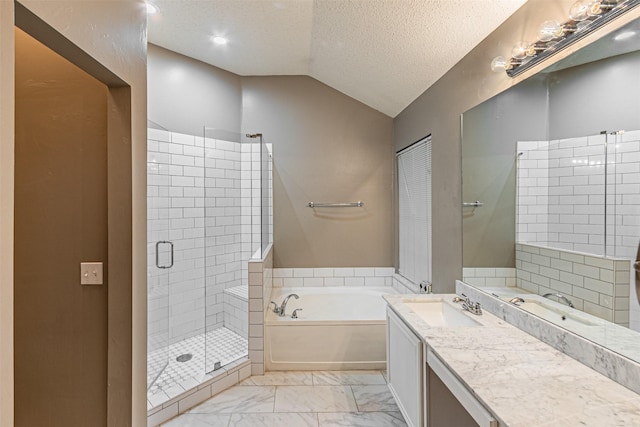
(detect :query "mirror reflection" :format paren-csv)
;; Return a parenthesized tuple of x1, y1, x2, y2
(462, 17, 640, 363)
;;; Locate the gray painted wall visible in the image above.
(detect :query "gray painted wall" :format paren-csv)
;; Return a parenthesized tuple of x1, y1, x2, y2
(148, 44, 242, 136)
(548, 50, 640, 139)
(462, 77, 549, 268)
(15, 27, 109, 426)
(461, 49, 640, 268)
(393, 0, 637, 292)
(147, 47, 394, 268)
(241, 76, 394, 268)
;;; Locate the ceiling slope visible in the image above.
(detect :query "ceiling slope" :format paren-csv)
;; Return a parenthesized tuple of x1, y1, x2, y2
(148, 0, 528, 117)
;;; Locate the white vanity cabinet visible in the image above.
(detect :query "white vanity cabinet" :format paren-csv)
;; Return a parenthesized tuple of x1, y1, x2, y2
(387, 308, 424, 427)
(387, 306, 500, 427)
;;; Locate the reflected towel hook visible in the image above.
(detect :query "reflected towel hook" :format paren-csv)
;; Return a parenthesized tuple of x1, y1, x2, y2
(462, 201, 484, 208)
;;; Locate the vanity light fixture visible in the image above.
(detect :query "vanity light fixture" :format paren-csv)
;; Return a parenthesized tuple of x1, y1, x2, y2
(491, 0, 640, 77)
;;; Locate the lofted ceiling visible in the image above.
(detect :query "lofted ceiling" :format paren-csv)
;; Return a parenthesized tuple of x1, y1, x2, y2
(147, 0, 528, 117)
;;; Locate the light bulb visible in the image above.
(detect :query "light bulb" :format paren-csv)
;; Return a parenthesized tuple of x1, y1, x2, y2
(511, 42, 529, 60)
(589, 0, 605, 16)
(537, 20, 564, 42)
(490, 56, 507, 72)
(569, 0, 591, 21)
(589, 0, 618, 15)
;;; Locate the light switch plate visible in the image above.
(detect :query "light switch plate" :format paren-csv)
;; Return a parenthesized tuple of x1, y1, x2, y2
(80, 262, 103, 285)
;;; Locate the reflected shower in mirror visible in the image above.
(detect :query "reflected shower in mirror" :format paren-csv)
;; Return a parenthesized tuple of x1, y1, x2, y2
(461, 17, 640, 364)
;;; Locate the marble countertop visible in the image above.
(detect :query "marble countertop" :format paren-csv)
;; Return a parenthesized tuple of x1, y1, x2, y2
(384, 294, 640, 427)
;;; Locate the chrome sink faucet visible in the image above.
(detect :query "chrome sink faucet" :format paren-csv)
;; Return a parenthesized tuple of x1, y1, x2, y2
(270, 293, 299, 317)
(453, 293, 482, 315)
(542, 292, 574, 308)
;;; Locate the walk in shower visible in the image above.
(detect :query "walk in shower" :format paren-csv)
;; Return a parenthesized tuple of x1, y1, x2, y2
(516, 130, 640, 328)
(146, 125, 272, 408)
(516, 131, 639, 259)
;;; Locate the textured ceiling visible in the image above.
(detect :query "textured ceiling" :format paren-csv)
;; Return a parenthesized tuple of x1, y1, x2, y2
(148, 0, 528, 117)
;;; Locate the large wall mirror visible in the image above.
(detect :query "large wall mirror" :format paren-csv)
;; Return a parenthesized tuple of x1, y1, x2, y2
(462, 16, 640, 364)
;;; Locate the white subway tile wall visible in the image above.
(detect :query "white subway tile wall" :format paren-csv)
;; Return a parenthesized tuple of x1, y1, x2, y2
(517, 132, 640, 256)
(517, 131, 640, 330)
(147, 129, 273, 422)
(462, 268, 517, 288)
(241, 141, 273, 269)
(516, 243, 630, 325)
(248, 245, 273, 376)
(223, 286, 248, 338)
(272, 267, 395, 288)
(516, 140, 549, 246)
(392, 273, 418, 294)
(148, 129, 244, 348)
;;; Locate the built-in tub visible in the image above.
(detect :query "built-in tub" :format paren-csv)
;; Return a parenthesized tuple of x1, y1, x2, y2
(265, 286, 397, 371)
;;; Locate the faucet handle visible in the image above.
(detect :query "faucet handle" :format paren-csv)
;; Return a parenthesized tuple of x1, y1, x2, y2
(269, 301, 281, 314)
(291, 308, 303, 319)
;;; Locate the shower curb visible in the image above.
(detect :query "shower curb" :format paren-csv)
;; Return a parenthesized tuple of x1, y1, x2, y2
(147, 358, 251, 426)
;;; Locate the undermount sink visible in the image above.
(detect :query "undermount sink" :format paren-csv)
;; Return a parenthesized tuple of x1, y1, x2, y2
(405, 300, 482, 327)
(518, 300, 598, 327)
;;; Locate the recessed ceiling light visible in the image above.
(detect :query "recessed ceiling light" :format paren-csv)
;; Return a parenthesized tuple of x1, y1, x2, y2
(614, 31, 637, 41)
(212, 36, 228, 45)
(146, 2, 158, 14)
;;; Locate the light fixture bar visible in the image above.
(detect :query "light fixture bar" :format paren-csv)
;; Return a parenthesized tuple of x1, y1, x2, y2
(506, 0, 640, 77)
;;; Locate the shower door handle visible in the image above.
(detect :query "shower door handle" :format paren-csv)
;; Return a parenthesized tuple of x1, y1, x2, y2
(156, 241, 174, 269)
(635, 241, 640, 305)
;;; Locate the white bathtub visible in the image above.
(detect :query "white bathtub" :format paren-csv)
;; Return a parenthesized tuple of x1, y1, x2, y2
(265, 286, 397, 371)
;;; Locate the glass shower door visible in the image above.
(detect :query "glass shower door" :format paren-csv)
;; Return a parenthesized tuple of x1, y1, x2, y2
(607, 130, 640, 331)
(146, 141, 171, 396)
(147, 127, 207, 405)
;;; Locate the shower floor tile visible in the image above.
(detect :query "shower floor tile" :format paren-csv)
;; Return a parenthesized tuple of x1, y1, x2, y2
(147, 327, 248, 408)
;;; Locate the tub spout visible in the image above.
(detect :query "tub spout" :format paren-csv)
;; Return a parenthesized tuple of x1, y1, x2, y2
(542, 292, 574, 308)
(279, 293, 299, 317)
(508, 296, 525, 306)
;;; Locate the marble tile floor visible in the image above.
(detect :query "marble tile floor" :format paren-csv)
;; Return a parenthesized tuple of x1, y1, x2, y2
(160, 370, 407, 427)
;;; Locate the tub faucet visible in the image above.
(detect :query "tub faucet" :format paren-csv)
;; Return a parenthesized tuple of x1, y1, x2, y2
(269, 301, 282, 315)
(419, 280, 432, 294)
(508, 296, 525, 306)
(279, 293, 299, 317)
(542, 293, 574, 308)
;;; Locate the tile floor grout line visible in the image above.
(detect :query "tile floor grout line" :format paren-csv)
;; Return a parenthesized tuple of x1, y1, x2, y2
(350, 385, 361, 413)
(272, 384, 277, 413)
